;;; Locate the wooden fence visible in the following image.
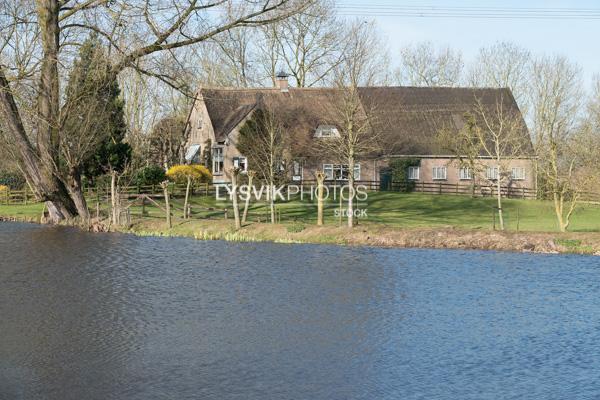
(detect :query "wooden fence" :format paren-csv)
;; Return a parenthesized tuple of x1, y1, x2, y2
(4, 179, 600, 205)
(1, 187, 33, 205)
(298, 180, 538, 199)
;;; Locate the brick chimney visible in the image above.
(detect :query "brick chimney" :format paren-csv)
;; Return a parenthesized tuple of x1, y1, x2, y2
(275, 71, 289, 92)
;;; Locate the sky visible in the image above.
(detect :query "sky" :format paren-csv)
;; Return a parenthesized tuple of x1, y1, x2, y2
(343, 0, 599, 86)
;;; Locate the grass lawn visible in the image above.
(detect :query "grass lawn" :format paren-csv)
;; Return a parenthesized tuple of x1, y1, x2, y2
(2, 192, 600, 233)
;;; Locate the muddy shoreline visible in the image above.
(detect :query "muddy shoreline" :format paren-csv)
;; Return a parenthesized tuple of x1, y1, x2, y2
(2, 216, 599, 255)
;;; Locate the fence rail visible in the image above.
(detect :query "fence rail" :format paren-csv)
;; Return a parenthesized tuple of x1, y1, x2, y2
(4, 179, 600, 205)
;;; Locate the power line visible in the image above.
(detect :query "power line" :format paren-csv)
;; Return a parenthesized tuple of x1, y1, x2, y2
(335, 3, 600, 19)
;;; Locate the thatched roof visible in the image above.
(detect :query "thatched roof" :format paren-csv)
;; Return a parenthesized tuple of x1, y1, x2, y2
(197, 86, 532, 157)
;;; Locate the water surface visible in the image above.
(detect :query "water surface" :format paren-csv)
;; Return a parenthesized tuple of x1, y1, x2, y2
(1, 222, 599, 399)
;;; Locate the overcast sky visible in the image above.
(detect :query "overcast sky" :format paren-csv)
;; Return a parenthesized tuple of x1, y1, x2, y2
(350, 0, 599, 85)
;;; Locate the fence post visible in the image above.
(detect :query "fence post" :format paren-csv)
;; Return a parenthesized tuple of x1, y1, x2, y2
(23, 186, 27, 205)
(5, 188, 9, 205)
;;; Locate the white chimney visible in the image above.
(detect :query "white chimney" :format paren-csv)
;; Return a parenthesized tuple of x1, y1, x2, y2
(275, 71, 289, 92)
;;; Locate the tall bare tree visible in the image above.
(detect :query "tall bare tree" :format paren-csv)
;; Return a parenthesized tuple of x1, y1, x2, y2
(531, 55, 586, 231)
(470, 95, 529, 230)
(336, 19, 390, 87)
(396, 42, 463, 87)
(437, 113, 484, 197)
(468, 42, 531, 113)
(260, 0, 342, 87)
(237, 107, 288, 224)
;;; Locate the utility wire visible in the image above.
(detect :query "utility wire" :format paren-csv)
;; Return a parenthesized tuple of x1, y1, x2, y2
(335, 3, 600, 19)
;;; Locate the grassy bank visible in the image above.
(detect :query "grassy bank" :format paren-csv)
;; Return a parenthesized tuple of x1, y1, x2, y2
(2, 192, 600, 254)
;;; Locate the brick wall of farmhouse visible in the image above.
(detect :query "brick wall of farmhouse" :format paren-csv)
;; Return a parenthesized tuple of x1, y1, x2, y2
(186, 99, 245, 183)
(416, 158, 535, 189)
(301, 157, 535, 190)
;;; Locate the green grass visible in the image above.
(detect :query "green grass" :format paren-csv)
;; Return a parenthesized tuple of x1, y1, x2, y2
(3, 192, 600, 233)
(0, 202, 45, 220)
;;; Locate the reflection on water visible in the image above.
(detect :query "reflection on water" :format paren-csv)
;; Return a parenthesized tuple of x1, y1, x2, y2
(1, 222, 600, 400)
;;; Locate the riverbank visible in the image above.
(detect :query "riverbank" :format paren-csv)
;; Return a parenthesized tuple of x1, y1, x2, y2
(3, 192, 600, 255)
(115, 218, 600, 255)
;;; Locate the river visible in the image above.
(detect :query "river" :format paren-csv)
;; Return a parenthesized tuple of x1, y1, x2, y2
(1, 222, 599, 399)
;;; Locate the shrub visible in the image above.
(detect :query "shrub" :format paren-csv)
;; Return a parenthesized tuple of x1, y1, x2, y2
(134, 165, 166, 186)
(0, 171, 26, 190)
(166, 164, 212, 184)
(286, 222, 306, 233)
(389, 158, 420, 192)
(0, 185, 8, 192)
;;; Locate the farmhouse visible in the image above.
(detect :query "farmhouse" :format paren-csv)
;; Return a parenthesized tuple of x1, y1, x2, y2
(184, 74, 535, 195)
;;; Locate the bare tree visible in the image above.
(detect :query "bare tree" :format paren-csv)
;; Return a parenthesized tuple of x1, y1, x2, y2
(437, 113, 484, 197)
(396, 42, 463, 87)
(470, 95, 529, 230)
(314, 84, 379, 228)
(237, 107, 288, 224)
(336, 19, 390, 87)
(148, 115, 189, 170)
(467, 42, 531, 113)
(0, 0, 313, 222)
(531, 55, 586, 231)
(259, 0, 342, 87)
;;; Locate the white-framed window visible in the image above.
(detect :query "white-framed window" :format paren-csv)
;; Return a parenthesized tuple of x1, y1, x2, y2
(322, 164, 360, 180)
(212, 147, 224, 175)
(233, 156, 247, 172)
(432, 166, 447, 180)
(323, 164, 334, 180)
(315, 125, 339, 138)
(292, 160, 304, 181)
(408, 166, 420, 180)
(486, 166, 499, 180)
(459, 167, 472, 180)
(511, 167, 525, 181)
(353, 164, 361, 180)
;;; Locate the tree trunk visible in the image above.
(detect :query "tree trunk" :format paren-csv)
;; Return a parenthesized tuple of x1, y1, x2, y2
(496, 167, 504, 231)
(162, 181, 172, 229)
(242, 171, 254, 224)
(269, 178, 276, 224)
(110, 171, 119, 226)
(316, 172, 324, 226)
(0, 2, 81, 223)
(183, 176, 191, 219)
(553, 193, 568, 232)
(231, 170, 241, 230)
(66, 168, 90, 220)
(347, 158, 355, 228)
(0, 66, 77, 223)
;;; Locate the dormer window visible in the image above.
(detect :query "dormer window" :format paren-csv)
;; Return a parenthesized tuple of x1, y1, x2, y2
(315, 125, 339, 138)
